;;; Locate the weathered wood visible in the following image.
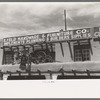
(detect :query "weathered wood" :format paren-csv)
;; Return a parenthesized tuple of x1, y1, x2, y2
(48, 70, 52, 79)
(50, 43, 53, 52)
(72, 70, 76, 76)
(60, 42, 64, 57)
(88, 39, 93, 55)
(10, 46, 14, 64)
(0, 70, 3, 80)
(16, 70, 21, 76)
(64, 10, 67, 31)
(87, 70, 90, 76)
(59, 68, 64, 76)
(37, 69, 41, 76)
(67, 41, 73, 60)
(45, 43, 49, 51)
(1, 70, 100, 78)
(2, 47, 5, 65)
(7, 71, 11, 76)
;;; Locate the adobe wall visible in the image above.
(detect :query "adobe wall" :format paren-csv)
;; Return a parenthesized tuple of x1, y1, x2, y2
(0, 38, 100, 65)
(55, 39, 100, 62)
(0, 39, 3, 65)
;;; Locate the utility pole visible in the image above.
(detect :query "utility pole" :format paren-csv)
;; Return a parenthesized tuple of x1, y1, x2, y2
(64, 9, 67, 31)
(64, 10, 73, 60)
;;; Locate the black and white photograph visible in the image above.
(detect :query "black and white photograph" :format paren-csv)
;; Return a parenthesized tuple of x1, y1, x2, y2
(1, 2, 100, 98)
(0, 2, 100, 80)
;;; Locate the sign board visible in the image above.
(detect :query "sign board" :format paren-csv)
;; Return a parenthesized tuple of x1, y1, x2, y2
(93, 27, 100, 41)
(46, 28, 91, 42)
(3, 34, 46, 46)
(3, 28, 91, 46)
(94, 27, 100, 38)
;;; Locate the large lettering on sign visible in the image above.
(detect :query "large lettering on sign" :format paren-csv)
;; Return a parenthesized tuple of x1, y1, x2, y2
(46, 31, 70, 42)
(46, 28, 91, 42)
(94, 27, 100, 38)
(3, 34, 46, 46)
(3, 28, 91, 46)
(70, 28, 91, 39)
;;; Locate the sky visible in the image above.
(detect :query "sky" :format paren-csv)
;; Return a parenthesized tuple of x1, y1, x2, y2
(0, 2, 100, 39)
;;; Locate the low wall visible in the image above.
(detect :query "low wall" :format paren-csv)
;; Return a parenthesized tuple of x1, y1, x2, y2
(0, 61, 100, 72)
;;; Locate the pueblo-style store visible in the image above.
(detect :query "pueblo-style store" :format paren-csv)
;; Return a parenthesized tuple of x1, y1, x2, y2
(0, 27, 100, 80)
(1, 27, 100, 65)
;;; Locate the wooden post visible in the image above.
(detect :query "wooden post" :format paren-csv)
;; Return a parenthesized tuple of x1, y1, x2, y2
(60, 42, 64, 57)
(98, 37, 100, 44)
(67, 41, 73, 60)
(87, 70, 90, 76)
(2, 47, 5, 65)
(88, 39, 93, 55)
(72, 70, 76, 76)
(10, 46, 14, 64)
(45, 43, 49, 52)
(28, 71, 31, 76)
(48, 70, 52, 79)
(23, 45, 26, 54)
(16, 70, 21, 76)
(64, 10, 67, 31)
(7, 71, 11, 76)
(16, 46, 19, 58)
(59, 68, 64, 76)
(37, 69, 41, 76)
(50, 43, 53, 52)
(0, 70, 3, 80)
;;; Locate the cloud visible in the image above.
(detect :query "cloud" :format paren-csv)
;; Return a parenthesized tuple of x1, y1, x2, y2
(76, 3, 100, 18)
(0, 3, 100, 39)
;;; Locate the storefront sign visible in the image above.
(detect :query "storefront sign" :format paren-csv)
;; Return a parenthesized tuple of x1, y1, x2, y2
(3, 28, 91, 46)
(69, 28, 91, 40)
(46, 28, 91, 42)
(3, 34, 46, 46)
(93, 27, 100, 41)
(94, 27, 100, 38)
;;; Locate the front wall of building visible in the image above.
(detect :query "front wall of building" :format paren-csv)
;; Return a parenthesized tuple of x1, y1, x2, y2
(1, 27, 100, 64)
(55, 40, 100, 62)
(55, 42, 74, 62)
(91, 40, 100, 61)
(0, 39, 100, 64)
(0, 39, 3, 65)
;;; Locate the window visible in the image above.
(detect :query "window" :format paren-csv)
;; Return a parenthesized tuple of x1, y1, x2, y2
(74, 45, 90, 61)
(5, 54, 13, 64)
(3, 48, 14, 64)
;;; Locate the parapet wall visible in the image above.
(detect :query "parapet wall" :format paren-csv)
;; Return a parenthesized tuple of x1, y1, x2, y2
(0, 61, 100, 72)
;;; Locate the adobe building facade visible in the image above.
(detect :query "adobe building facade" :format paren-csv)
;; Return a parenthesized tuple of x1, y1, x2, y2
(55, 39, 100, 62)
(0, 27, 100, 79)
(0, 27, 100, 65)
